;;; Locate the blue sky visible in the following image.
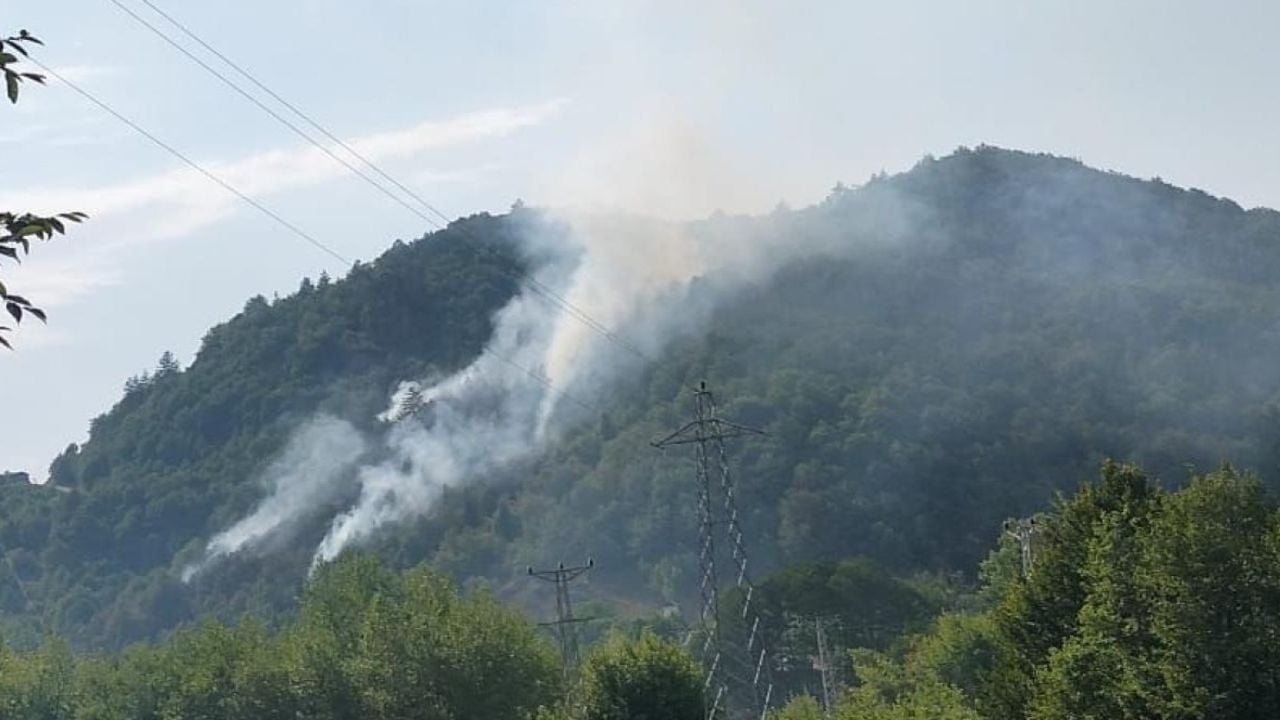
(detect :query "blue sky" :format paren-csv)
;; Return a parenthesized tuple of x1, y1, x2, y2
(4, 0, 1280, 479)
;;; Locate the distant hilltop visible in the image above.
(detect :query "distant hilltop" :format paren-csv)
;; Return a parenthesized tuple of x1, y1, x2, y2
(0, 471, 31, 486)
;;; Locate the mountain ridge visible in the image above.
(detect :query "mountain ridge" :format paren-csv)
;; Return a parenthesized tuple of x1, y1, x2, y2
(5, 145, 1280, 649)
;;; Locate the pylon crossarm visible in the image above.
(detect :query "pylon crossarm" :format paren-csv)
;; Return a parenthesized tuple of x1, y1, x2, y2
(651, 420, 703, 447)
(713, 419, 767, 437)
(652, 421, 765, 447)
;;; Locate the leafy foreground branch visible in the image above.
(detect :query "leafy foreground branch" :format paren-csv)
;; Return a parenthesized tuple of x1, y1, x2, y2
(0, 212, 87, 348)
(1, 29, 46, 103)
(0, 29, 88, 348)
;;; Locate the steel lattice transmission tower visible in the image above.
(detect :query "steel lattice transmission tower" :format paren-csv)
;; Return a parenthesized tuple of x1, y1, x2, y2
(653, 381, 775, 720)
(528, 559, 594, 678)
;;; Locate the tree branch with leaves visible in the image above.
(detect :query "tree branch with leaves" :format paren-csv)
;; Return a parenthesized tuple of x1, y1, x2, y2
(0, 29, 88, 349)
(1, 29, 46, 102)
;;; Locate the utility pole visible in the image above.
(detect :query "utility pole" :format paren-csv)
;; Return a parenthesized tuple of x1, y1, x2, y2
(528, 559, 594, 678)
(1003, 517, 1040, 578)
(653, 381, 774, 720)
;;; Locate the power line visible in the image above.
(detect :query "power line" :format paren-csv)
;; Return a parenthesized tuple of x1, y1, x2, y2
(30, 55, 595, 414)
(27, 57, 350, 266)
(107, 0, 439, 230)
(114, 0, 654, 364)
(135, 0, 455, 230)
(482, 347, 595, 413)
(130, 0, 642, 358)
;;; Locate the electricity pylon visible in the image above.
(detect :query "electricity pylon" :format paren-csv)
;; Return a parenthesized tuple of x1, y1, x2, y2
(528, 559, 594, 678)
(653, 381, 774, 720)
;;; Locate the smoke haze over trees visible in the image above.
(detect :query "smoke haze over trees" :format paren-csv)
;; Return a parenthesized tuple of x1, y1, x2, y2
(5, 146, 1280, 651)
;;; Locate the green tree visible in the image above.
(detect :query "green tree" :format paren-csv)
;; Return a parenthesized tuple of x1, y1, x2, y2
(72, 645, 174, 720)
(775, 694, 825, 720)
(1138, 467, 1280, 717)
(1029, 477, 1161, 719)
(577, 632, 703, 720)
(290, 552, 558, 720)
(838, 648, 981, 720)
(149, 619, 295, 720)
(996, 464, 1280, 719)
(909, 613, 1005, 705)
(0, 636, 75, 720)
(988, 461, 1155, 718)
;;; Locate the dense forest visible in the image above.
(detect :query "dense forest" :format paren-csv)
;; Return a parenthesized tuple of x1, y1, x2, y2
(5, 146, 1280, 657)
(774, 463, 1280, 719)
(2, 463, 1276, 719)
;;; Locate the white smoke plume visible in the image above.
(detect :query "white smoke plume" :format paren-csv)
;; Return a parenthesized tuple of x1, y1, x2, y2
(180, 195, 911, 576)
(313, 247, 573, 563)
(182, 90, 919, 575)
(304, 209, 741, 565)
(182, 414, 367, 580)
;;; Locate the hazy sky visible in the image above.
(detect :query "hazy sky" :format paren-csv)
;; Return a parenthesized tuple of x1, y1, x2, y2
(3, 0, 1279, 479)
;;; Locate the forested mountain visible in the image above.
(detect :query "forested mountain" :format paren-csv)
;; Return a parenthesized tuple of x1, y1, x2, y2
(5, 145, 1280, 650)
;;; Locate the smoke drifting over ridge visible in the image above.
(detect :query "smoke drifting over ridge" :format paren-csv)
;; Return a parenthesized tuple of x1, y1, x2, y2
(182, 415, 366, 580)
(180, 1, 875, 578)
(174, 141, 1280, 585)
(182, 189, 913, 578)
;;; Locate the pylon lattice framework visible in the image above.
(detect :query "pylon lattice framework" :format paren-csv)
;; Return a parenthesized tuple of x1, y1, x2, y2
(653, 381, 775, 720)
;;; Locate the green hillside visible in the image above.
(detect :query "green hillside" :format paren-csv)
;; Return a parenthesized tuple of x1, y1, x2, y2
(5, 145, 1280, 649)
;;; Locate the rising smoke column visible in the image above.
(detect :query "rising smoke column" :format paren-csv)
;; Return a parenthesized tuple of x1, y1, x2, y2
(184, 121, 921, 575)
(183, 212, 613, 574)
(313, 251, 572, 563)
(309, 211, 711, 564)
(182, 414, 367, 580)
(184, 198, 917, 575)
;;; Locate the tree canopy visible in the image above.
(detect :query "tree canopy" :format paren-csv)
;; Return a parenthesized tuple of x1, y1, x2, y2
(817, 463, 1280, 720)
